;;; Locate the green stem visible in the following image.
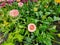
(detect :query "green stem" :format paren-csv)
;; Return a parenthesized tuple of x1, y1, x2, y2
(52, 40, 60, 44)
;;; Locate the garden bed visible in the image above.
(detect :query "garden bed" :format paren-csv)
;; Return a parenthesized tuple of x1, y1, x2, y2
(0, 0, 60, 45)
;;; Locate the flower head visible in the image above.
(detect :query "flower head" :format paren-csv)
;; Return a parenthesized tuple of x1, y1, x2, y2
(7, 0, 14, 4)
(7, 0, 14, 2)
(0, 0, 2, 2)
(0, 0, 5, 2)
(55, 0, 60, 3)
(28, 23, 36, 32)
(9, 9, 19, 17)
(0, 2, 6, 8)
(16, 0, 21, 2)
(18, 2, 23, 7)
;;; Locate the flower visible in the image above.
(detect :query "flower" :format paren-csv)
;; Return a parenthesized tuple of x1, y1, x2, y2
(0, 0, 2, 2)
(55, 0, 60, 3)
(9, 9, 19, 17)
(16, 0, 21, 2)
(7, 0, 14, 2)
(0, 0, 5, 2)
(28, 23, 36, 32)
(7, 0, 14, 4)
(33, 7, 38, 12)
(0, 2, 6, 8)
(18, 2, 23, 7)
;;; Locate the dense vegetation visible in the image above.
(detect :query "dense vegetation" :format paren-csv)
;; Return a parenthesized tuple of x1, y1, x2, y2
(0, 0, 60, 45)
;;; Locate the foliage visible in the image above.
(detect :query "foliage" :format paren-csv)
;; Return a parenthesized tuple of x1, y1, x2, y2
(0, 0, 60, 45)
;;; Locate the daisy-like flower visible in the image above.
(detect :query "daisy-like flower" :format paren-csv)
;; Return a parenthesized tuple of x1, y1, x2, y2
(7, 0, 14, 2)
(0, 2, 6, 8)
(55, 0, 60, 3)
(18, 2, 23, 7)
(7, 0, 14, 4)
(16, 0, 21, 2)
(0, 0, 5, 2)
(9, 9, 19, 17)
(0, 0, 2, 2)
(28, 23, 36, 32)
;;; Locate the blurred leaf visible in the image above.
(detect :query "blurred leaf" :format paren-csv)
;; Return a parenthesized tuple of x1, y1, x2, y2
(14, 34, 24, 42)
(57, 33, 60, 38)
(54, 16, 60, 21)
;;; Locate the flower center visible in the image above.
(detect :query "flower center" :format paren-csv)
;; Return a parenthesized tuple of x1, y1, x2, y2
(30, 25, 34, 30)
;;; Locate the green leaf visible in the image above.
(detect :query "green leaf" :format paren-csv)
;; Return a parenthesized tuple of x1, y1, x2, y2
(2, 42, 14, 45)
(54, 16, 60, 21)
(14, 34, 24, 42)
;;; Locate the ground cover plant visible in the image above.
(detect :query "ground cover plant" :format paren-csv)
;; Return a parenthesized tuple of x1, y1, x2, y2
(0, 0, 60, 45)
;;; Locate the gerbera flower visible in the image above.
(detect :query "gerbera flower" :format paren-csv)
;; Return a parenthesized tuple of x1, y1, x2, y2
(0, 0, 2, 2)
(7, 0, 14, 2)
(9, 9, 19, 17)
(28, 23, 36, 32)
(16, 0, 21, 2)
(7, 0, 14, 4)
(0, 2, 6, 8)
(18, 2, 23, 7)
(55, 0, 60, 3)
(0, 0, 5, 2)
